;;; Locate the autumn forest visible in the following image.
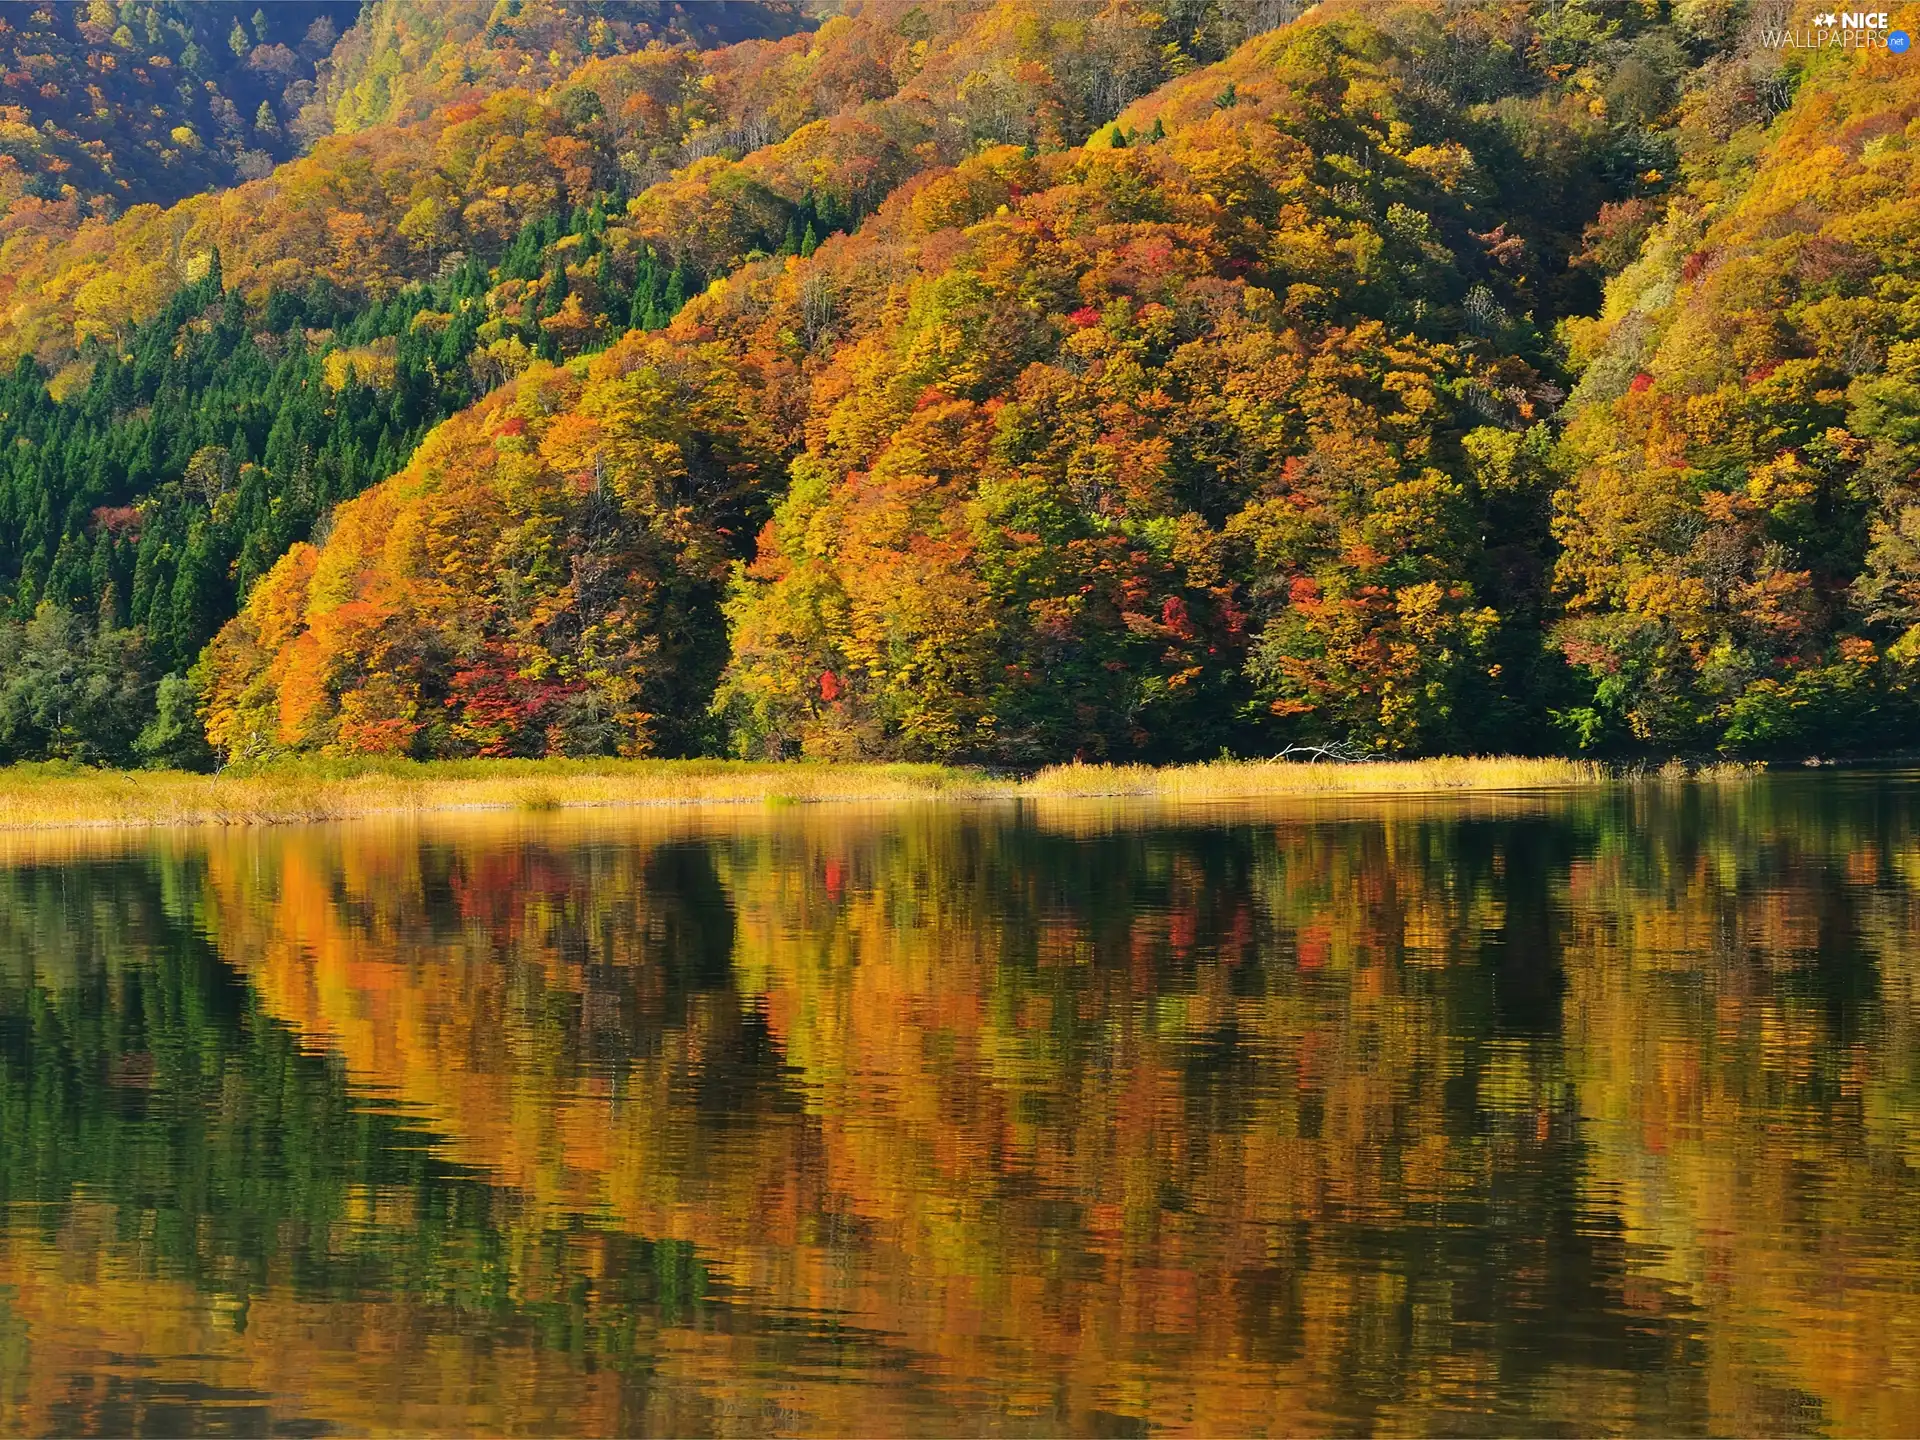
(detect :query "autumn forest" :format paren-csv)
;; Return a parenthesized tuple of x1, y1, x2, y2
(3, 0, 1918, 769)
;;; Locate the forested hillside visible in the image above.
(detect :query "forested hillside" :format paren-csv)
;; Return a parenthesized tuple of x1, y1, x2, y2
(1, 1, 359, 215)
(0, 0, 1271, 369)
(1553, 29, 1920, 755)
(311, 0, 811, 137)
(0, 0, 1285, 765)
(3, 0, 1917, 767)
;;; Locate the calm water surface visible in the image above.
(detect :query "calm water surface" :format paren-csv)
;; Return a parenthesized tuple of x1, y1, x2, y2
(2, 777, 1919, 1435)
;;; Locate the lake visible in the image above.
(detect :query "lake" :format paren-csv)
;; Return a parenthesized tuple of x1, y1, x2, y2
(1, 776, 1917, 1435)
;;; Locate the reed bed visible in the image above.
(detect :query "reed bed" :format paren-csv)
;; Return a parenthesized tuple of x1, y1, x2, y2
(1023, 755, 1607, 799)
(0, 758, 995, 830)
(0, 753, 1731, 832)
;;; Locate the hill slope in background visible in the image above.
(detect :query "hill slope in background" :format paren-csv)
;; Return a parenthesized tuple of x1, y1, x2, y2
(7, 0, 1920, 768)
(0, 0, 1227, 368)
(308, 0, 811, 138)
(1, 1, 359, 216)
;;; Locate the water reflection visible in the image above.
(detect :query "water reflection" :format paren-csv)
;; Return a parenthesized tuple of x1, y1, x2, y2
(2, 779, 1918, 1434)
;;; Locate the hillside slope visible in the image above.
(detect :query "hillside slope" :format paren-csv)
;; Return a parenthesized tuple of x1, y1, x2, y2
(1551, 35, 1920, 753)
(0, 0, 1208, 369)
(311, 0, 809, 138)
(14, 0, 1903, 768)
(1, 1, 357, 216)
(194, 0, 1724, 765)
(0, 0, 1241, 772)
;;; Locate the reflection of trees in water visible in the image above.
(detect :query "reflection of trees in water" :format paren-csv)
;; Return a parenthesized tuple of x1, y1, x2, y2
(1557, 779, 1920, 1434)
(716, 810, 1690, 1430)
(2, 781, 1918, 1432)
(0, 858, 713, 1306)
(0, 856, 929, 1437)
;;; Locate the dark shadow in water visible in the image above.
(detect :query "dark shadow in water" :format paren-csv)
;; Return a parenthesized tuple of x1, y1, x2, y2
(1475, 818, 1574, 1037)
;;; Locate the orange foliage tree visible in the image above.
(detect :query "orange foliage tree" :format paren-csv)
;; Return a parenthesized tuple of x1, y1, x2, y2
(197, 342, 783, 759)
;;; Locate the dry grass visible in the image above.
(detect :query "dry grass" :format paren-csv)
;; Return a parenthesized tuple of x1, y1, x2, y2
(0, 757, 995, 831)
(1023, 755, 1607, 799)
(0, 753, 1660, 832)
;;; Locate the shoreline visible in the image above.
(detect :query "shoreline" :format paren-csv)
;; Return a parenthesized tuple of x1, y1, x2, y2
(0, 755, 1729, 832)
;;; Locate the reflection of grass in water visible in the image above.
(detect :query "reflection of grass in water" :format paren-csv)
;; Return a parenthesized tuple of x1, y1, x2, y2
(0, 754, 1754, 831)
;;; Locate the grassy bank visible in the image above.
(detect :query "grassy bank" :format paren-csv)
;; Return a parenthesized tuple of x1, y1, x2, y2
(0, 754, 1628, 831)
(0, 757, 990, 830)
(1023, 754, 1612, 799)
